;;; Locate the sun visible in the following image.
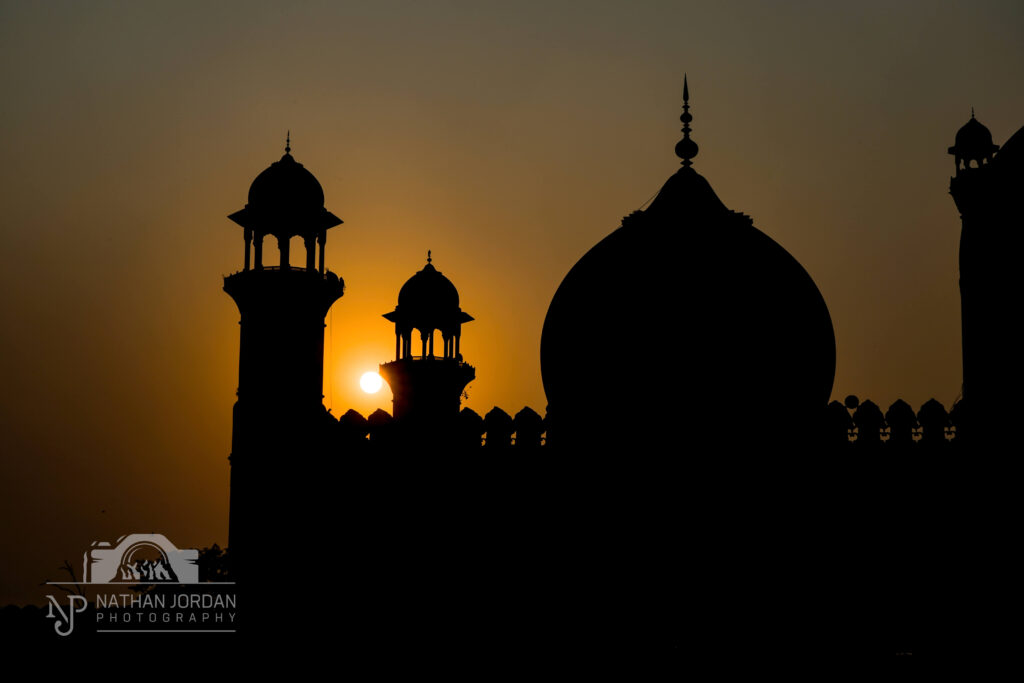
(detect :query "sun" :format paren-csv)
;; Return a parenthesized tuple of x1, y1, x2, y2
(359, 371, 383, 394)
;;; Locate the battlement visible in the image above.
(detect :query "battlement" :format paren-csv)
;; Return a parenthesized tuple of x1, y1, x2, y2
(322, 397, 965, 452)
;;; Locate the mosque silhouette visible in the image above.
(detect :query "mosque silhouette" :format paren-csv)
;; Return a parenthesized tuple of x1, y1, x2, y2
(216, 81, 1020, 656)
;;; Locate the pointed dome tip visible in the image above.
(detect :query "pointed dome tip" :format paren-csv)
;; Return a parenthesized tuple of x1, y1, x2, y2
(675, 76, 698, 167)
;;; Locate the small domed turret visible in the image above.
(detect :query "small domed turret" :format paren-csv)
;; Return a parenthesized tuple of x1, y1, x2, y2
(383, 252, 474, 360)
(247, 149, 325, 217)
(227, 134, 343, 273)
(397, 253, 462, 315)
(949, 111, 999, 173)
(379, 253, 476, 430)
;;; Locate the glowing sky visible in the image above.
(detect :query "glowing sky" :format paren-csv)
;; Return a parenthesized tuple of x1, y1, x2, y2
(2, 0, 1023, 605)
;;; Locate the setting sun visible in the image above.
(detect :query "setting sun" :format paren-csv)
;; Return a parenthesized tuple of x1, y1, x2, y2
(359, 371, 383, 394)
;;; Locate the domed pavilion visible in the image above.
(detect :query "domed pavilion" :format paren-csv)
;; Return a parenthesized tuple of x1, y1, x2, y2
(379, 253, 475, 437)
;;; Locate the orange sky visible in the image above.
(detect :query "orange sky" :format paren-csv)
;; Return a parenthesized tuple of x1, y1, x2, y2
(2, 0, 1024, 605)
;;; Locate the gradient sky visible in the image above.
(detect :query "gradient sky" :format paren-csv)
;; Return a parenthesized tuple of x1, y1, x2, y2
(2, 0, 1023, 605)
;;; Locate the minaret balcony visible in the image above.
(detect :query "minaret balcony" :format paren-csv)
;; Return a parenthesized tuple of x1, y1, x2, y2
(226, 265, 342, 283)
(390, 355, 473, 366)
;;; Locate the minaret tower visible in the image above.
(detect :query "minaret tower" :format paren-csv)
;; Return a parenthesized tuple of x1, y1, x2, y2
(223, 136, 344, 586)
(379, 253, 475, 443)
(948, 111, 1019, 449)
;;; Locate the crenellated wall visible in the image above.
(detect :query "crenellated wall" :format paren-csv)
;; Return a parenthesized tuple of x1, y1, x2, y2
(321, 396, 965, 452)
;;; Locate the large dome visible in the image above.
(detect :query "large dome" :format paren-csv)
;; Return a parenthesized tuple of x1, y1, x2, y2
(540, 88, 835, 453)
(993, 124, 1024, 173)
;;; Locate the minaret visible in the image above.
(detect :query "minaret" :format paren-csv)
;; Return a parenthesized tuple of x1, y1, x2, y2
(223, 136, 344, 591)
(379, 252, 475, 444)
(948, 111, 1018, 449)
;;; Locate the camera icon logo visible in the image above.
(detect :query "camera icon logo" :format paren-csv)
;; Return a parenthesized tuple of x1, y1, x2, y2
(84, 533, 199, 583)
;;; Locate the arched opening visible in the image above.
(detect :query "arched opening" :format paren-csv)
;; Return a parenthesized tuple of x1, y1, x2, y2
(288, 235, 305, 270)
(413, 327, 439, 358)
(253, 232, 267, 269)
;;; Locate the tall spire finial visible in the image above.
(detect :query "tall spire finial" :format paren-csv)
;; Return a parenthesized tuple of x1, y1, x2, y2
(285, 130, 291, 154)
(675, 74, 699, 167)
(971, 107, 975, 119)
(427, 249, 432, 264)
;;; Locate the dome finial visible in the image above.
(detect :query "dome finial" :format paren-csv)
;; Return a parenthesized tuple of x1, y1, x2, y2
(285, 130, 291, 154)
(675, 74, 699, 167)
(971, 106, 975, 119)
(427, 249, 432, 264)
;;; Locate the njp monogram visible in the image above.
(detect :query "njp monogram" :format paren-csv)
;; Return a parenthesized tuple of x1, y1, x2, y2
(44, 595, 87, 636)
